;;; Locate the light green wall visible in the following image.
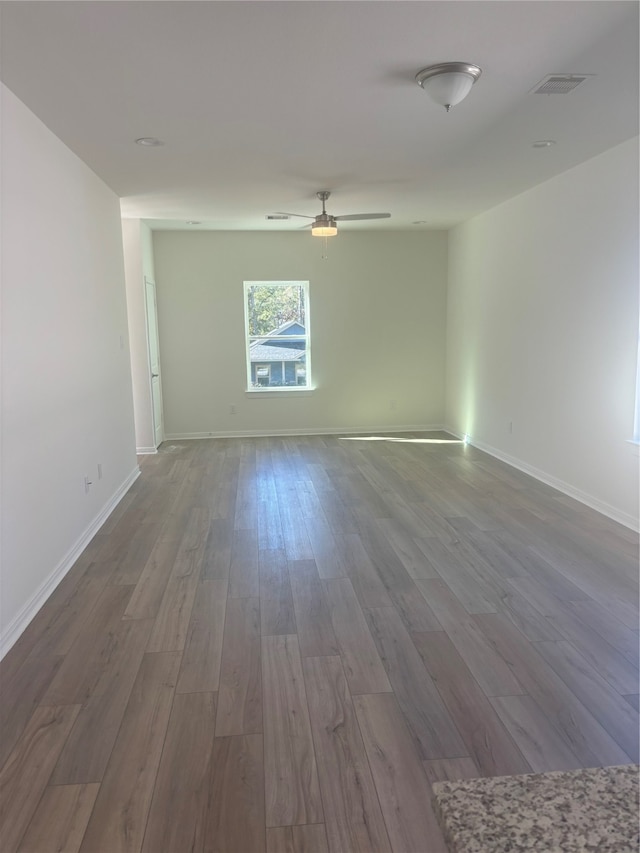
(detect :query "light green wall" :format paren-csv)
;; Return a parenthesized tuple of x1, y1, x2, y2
(153, 230, 448, 436)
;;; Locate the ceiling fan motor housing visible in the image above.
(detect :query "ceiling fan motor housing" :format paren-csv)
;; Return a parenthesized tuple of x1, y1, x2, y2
(315, 213, 337, 227)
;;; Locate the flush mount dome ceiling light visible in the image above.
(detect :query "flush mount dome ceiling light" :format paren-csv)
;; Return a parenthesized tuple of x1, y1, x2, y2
(415, 62, 482, 112)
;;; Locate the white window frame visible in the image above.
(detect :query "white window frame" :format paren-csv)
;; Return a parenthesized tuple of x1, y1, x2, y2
(243, 281, 312, 393)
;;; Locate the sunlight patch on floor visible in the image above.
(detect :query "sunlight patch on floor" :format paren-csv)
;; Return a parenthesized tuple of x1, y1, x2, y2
(339, 436, 464, 444)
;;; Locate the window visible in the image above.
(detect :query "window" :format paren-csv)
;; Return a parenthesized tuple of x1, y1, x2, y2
(244, 281, 311, 391)
(255, 365, 271, 386)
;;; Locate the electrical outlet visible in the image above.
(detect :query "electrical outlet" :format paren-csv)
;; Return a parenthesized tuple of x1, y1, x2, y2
(97, 463, 103, 480)
(230, 404, 237, 415)
(508, 421, 513, 434)
(390, 399, 396, 411)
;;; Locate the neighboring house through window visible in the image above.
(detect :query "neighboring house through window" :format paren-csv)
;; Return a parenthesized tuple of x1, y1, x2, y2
(244, 281, 311, 390)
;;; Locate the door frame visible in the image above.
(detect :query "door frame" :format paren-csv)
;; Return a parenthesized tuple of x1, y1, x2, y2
(144, 276, 164, 449)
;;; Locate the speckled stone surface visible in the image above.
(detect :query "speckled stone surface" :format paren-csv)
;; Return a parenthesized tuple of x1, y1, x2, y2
(432, 764, 639, 853)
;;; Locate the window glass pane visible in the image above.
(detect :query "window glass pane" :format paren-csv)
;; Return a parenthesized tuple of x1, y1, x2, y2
(249, 337, 307, 388)
(244, 282, 310, 390)
(246, 284, 306, 336)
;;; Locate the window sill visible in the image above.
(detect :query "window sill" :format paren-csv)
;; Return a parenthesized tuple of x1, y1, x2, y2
(245, 388, 315, 398)
(626, 439, 640, 456)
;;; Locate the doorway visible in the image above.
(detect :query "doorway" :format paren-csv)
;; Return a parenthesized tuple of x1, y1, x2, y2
(145, 277, 164, 448)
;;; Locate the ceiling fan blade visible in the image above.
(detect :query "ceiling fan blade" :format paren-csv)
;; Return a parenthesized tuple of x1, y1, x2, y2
(275, 211, 315, 219)
(334, 213, 391, 221)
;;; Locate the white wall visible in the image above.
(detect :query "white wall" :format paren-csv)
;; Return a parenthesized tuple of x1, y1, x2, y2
(122, 218, 157, 452)
(153, 230, 448, 436)
(1, 84, 138, 654)
(446, 137, 639, 529)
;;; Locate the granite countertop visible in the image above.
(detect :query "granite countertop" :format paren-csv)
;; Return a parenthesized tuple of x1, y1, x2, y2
(432, 764, 639, 853)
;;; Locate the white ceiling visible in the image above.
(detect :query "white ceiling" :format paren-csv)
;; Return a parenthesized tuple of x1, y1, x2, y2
(1, 1, 637, 231)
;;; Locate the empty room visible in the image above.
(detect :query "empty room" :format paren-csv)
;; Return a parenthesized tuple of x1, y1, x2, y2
(1, 2, 638, 852)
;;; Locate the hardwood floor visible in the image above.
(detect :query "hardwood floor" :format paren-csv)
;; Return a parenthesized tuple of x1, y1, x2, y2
(1, 432, 638, 852)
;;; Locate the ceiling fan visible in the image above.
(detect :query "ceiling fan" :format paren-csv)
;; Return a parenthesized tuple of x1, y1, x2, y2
(277, 191, 390, 237)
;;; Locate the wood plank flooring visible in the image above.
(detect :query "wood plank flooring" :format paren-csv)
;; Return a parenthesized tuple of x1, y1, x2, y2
(1, 432, 638, 852)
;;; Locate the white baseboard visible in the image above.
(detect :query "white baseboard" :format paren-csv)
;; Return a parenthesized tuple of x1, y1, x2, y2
(0, 466, 141, 660)
(165, 424, 446, 440)
(136, 446, 158, 455)
(446, 427, 638, 532)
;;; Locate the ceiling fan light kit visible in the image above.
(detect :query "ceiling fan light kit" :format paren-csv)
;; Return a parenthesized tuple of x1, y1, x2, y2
(415, 62, 482, 112)
(311, 212, 338, 237)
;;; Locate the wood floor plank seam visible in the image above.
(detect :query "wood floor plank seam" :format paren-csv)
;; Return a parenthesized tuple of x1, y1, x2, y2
(78, 650, 183, 853)
(259, 549, 297, 638)
(532, 639, 638, 761)
(215, 595, 262, 736)
(176, 578, 228, 694)
(364, 606, 468, 760)
(17, 782, 100, 853)
(140, 691, 218, 852)
(508, 576, 639, 696)
(528, 633, 639, 698)
(0, 704, 83, 852)
(350, 704, 398, 853)
(352, 691, 448, 852)
(262, 633, 323, 829)
(410, 630, 533, 778)
(0, 656, 68, 772)
(472, 612, 634, 767)
(134, 695, 178, 853)
(292, 683, 332, 853)
(12, 783, 51, 853)
(322, 578, 392, 696)
(301, 654, 392, 852)
(50, 618, 155, 785)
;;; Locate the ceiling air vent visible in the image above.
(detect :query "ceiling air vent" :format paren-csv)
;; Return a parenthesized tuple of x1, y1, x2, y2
(531, 74, 591, 95)
(266, 214, 289, 220)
